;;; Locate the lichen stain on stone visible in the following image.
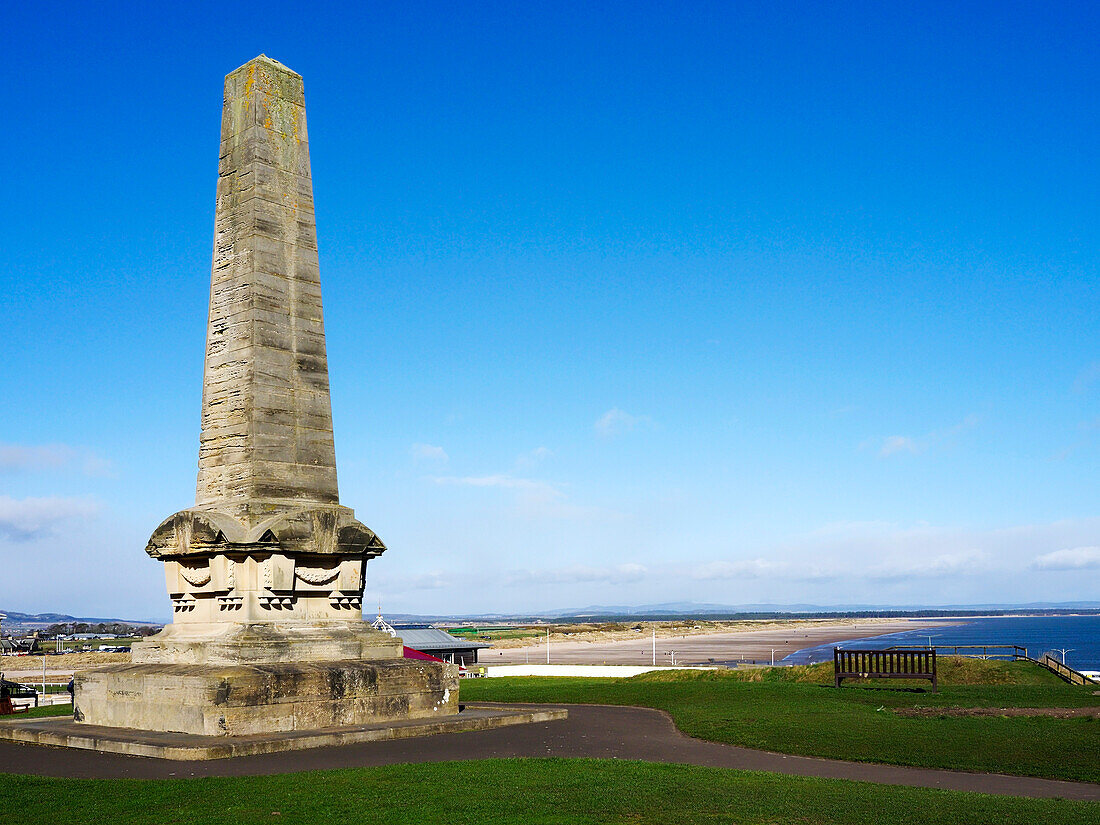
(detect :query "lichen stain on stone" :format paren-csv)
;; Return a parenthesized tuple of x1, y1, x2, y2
(214, 679, 231, 705)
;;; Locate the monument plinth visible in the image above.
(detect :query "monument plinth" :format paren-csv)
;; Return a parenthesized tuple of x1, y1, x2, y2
(73, 56, 458, 736)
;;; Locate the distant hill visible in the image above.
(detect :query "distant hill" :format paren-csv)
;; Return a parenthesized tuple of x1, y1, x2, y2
(0, 610, 163, 634)
(390, 600, 1100, 624)
(7, 601, 1099, 633)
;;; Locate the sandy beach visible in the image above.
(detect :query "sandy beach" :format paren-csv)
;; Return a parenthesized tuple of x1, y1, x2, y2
(484, 619, 955, 666)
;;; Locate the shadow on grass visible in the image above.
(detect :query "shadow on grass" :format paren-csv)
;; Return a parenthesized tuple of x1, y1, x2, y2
(826, 685, 933, 694)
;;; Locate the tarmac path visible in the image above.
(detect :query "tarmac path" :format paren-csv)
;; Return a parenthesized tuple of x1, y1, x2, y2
(1, 704, 1097, 801)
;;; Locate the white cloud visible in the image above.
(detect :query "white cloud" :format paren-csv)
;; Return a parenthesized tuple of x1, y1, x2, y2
(506, 563, 647, 586)
(397, 572, 452, 591)
(869, 415, 980, 459)
(942, 414, 981, 438)
(515, 446, 553, 469)
(429, 474, 559, 495)
(0, 443, 112, 476)
(427, 472, 624, 524)
(0, 495, 101, 540)
(692, 559, 783, 580)
(595, 408, 653, 438)
(1030, 546, 1100, 571)
(879, 435, 919, 458)
(864, 550, 989, 580)
(1072, 362, 1100, 394)
(690, 558, 838, 582)
(410, 443, 449, 463)
(0, 443, 73, 470)
(690, 531, 994, 586)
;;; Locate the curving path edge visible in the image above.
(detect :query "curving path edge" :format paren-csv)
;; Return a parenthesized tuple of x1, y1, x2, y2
(0, 703, 1097, 801)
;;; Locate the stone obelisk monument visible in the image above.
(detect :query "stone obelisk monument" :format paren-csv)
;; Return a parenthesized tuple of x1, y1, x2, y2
(74, 56, 458, 736)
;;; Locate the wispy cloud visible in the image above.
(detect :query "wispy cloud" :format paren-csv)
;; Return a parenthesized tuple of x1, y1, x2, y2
(0, 444, 72, 470)
(879, 435, 919, 458)
(864, 550, 989, 580)
(397, 571, 453, 590)
(690, 558, 840, 582)
(691, 558, 795, 580)
(515, 446, 553, 470)
(429, 474, 558, 495)
(506, 563, 647, 586)
(410, 443, 449, 463)
(867, 414, 980, 459)
(1072, 362, 1100, 394)
(595, 408, 653, 438)
(0, 443, 112, 477)
(1051, 418, 1100, 461)
(830, 405, 858, 418)
(0, 495, 101, 540)
(689, 549, 990, 583)
(427, 472, 623, 523)
(1030, 546, 1100, 571)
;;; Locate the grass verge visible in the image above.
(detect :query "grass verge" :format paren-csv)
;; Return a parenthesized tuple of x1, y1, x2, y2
(462, 660, 1099, 782)
(3, 703, 72, 720)
(1, 759, 1096, 824)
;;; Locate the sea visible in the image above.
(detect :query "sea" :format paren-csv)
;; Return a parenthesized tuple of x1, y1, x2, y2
(781, 615, 1100, 673)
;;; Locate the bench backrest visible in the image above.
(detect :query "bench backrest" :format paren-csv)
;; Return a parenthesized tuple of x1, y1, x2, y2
(834, 648, 936, 677)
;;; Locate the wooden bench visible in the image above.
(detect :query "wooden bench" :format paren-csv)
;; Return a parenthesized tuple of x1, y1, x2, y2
(833, 648, 937, 692)
(1, 678, 39, 714)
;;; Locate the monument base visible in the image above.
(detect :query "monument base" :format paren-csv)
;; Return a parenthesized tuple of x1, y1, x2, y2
(74, 659, 458, 736)
(0, 705, 568, 760)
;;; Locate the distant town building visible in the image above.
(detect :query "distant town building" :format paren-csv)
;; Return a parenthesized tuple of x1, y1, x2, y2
(0, 638, 40, 655)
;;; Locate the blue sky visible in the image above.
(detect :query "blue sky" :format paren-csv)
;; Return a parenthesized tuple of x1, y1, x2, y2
(2, 2, 1098, 619)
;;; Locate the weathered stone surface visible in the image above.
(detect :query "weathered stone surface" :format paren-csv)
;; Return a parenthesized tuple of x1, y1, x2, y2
(198, 55, 336, 515)
(131, 621, 402, 666)
(70, 57, 458, 741)
(75, 661, 460, 736)
(0, 707, 567, 760)
(138, 55, 386, 627)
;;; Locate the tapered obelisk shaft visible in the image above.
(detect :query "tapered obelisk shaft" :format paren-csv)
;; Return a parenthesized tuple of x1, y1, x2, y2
(197, 55, 337, 517)
(144, 55, 384, 637)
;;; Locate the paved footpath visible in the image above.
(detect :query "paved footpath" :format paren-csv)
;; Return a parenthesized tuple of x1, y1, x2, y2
(1, 704, 1097, 801)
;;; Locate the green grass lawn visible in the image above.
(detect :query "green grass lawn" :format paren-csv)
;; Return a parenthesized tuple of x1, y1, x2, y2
(1, 759, 1096, 824)
(462, 659, 1100, 782)
(4, 702, 72, 719)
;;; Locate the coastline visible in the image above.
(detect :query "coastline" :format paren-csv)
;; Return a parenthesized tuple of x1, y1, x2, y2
(487, 618, 958, 666)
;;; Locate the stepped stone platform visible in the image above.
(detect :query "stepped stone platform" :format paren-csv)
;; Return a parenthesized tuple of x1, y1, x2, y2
(0, 706, 566, 760)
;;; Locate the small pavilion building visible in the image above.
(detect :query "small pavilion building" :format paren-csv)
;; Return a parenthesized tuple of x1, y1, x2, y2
(393, 624, 491, 667)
